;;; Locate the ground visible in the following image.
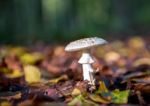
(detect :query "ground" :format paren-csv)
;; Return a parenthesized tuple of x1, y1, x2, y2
(0, 37, 149, 106)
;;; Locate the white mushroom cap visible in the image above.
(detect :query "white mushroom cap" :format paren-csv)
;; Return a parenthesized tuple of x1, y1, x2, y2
(65, 37, 107, 52)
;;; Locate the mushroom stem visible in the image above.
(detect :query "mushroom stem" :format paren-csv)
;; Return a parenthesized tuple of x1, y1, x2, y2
(78, 52, 95, 85)
(82, 64, 95, 85)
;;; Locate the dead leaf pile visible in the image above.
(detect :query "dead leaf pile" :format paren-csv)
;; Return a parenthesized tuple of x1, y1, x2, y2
(0, 37, 149, 106)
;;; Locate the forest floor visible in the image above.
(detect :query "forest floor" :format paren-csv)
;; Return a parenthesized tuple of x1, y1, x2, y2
(0, 37, 149, 106)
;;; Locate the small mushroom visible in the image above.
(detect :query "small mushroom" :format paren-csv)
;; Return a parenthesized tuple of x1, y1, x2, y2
(65, 37, 107, 85)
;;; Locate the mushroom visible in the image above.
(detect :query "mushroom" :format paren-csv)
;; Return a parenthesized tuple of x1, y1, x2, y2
(65, 37, 107, 85)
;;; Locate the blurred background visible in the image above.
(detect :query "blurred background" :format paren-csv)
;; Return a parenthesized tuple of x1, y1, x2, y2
(0, 0, 150, 44)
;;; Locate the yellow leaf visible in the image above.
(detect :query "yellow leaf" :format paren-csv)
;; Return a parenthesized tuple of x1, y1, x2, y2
(71, 88, 81, 96)
(5, 70, 23, 78)
(68, 94, 99, 106)
(89, 94, 110, 104)
(20, 53, 43, 65)
(0, 67, 11, 74)
(0, 101, 12, 106)
(99, 81, 108, 93)
(104, 51, 120, 64)
(24, 65, 41, 84)
(9, 47, 26, 56)
(128, 37, 145, 49)
(48, 75, 68, 85)
(133, 58, 150, 67)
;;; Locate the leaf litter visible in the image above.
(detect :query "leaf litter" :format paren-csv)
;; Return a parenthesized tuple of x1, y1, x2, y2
(0, 37, 149, 106)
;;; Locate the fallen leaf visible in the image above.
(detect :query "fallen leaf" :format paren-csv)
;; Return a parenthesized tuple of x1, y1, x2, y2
(0, 67, 11, 74)
(75, 81, 88, 93)
(20, 52, 43, 65)
(71, 88, 81, 96)
(17, 100, 33, 106)
(9, 47, 26, 56)
(131, 76, 150, 84)
(5, 70, 23, 78)
(53, 46, 66, 57)
(128, 37, 145, 49)
(68, 94, 98, 106)
(111, 89, 130, 104)
(0, 101, 12, 106)
(97, 81, 108, 93)
(47, 75, 68, 85)
(89, 94, 110, 104)
(44, 88, 63, 101)
(134, 83, 150, 93)
(96, 81, 130, 104)
(104, 51, 120, 64)
(4, 55, 22, 71)
(133, 58, 150, 67)
(24, 65, 41, 84)
(56, 81, 74, 96)
(68, 95, 83, 106)
(123, 70, 150, 80)
(0, 92, 22, 101)
(39, 102, 66, 106)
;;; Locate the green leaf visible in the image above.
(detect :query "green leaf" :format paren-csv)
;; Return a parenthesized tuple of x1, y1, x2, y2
(96, 81, 130, 104)
(111, 89, 130, 104)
